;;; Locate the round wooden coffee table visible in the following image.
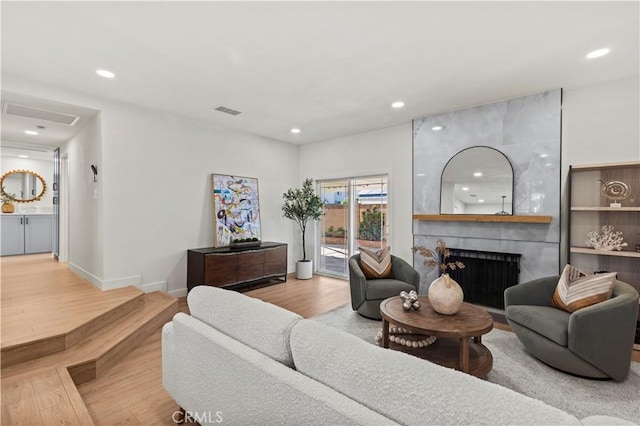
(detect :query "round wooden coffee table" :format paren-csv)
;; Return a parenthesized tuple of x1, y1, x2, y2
(380, 296, 493, 378)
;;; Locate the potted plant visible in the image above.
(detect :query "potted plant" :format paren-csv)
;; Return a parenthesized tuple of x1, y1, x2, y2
(1, 190, 16, 214)
(282, 178, 326, 279)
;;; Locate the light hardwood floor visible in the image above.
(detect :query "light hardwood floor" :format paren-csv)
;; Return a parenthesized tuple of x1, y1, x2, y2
(2, 256, 638, 425)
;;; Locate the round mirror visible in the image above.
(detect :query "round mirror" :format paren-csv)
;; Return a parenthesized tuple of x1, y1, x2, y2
(0, 170, 47, 203)
(440, 147, 514, 215)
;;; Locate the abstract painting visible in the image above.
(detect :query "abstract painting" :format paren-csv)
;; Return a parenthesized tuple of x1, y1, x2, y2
(212, 174, 261, 247)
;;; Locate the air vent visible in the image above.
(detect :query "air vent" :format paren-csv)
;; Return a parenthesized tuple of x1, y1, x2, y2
(3, 103, 80, 125)
(213, 105, 242, 116)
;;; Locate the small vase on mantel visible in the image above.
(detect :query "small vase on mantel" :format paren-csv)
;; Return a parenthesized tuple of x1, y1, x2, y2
(428, 273, 463, 315)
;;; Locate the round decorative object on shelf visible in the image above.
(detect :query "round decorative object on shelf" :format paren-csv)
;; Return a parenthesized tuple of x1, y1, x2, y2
(600, 180, 631, 207)
(428, 273, 464, 315)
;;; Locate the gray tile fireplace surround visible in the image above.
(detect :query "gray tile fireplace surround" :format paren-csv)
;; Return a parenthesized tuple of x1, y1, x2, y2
(413, 90, 561, 295)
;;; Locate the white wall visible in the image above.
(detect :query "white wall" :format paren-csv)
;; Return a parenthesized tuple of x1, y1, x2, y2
(62, 114, 104, 280)
(299, 124, 414, 263)
(562, 77, 639, 166)
(4, 76, 300, 296)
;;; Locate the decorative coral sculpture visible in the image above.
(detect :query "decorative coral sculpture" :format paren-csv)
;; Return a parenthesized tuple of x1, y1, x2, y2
(585, 225, 628, 251)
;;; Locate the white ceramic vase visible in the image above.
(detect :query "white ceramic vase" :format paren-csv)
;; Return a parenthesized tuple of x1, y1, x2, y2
(296, 260, 313, 280)
(428, 273, 463, 315)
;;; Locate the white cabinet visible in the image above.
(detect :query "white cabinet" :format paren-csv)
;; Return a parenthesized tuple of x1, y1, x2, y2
(1, 214, 53, 256)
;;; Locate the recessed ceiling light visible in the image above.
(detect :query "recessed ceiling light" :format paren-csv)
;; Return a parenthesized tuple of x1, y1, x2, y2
(539, 153, 548, 158)
(545, 163, 552, 167)
(96, 69, 115, 78)
(432, 126, 443, 131)
(391, 101, 405, 109)
(416, 173, 426, 177)
(478, 199, 485, 203)
(290, 128, 301, 134)
(24, 130, 38, 135)
(473, 172, 482, 177)
(586, 48, 610, 59)
(461, 187, 469, 191)
(18, 155, 29, 158)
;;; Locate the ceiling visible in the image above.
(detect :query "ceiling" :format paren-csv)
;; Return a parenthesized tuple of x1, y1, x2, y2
(1, 1, 638, 145)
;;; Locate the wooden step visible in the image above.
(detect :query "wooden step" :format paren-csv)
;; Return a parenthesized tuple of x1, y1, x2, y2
(1, 366, 94, 425)
(2, 292, 179, 385)
(1, 286, 145, 368)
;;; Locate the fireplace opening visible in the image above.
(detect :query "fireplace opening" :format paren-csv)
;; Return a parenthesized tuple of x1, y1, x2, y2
(446, 248, 521, 310)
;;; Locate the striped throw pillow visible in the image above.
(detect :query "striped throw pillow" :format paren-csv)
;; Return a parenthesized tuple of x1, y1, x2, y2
(359, 246, 394, 279)
(551, 264, 616, 313)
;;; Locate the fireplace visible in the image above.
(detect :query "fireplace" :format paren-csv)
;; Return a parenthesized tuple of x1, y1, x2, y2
(447, 248, 521, 310)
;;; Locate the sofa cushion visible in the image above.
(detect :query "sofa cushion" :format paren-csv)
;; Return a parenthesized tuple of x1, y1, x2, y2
(505, 305, 570, 346)
(359, 246, 393, 279)
(365, 279, 416, 300)
(188, 286, 301, 367)
(291, 319, 580, 426)
(552, 264, 616, 313)
(164, 313, 394, 426)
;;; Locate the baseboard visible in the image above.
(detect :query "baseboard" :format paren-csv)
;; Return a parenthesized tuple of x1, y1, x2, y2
(168, 288, 187, 298)
(102, 275, 142, 290)
(68, 262, 102, 289)
(141, 281, 167, 293)
(67, 263, 143, 291)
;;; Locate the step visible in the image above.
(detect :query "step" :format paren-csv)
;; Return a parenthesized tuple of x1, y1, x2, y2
(1, 366, 94, 425)
(1, 286, 145, 368)
(2, 292, 179, 385)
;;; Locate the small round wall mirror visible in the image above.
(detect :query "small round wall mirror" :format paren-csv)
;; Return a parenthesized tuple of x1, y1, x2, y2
(440, 146, 514, 215)
(0, 169, 47, 203)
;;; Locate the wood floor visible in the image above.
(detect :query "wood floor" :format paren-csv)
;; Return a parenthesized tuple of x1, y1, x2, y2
(2, 255, 638, 425)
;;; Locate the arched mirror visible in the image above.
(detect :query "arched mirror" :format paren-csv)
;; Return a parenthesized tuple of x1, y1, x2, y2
(0, 170, 47, 203)
(440, 146, 514, 215)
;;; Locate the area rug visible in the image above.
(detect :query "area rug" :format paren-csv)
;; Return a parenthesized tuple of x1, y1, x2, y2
(313, 304, 640, 423)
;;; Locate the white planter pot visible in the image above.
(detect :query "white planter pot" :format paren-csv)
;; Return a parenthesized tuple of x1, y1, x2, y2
(296, 260, 313, 280)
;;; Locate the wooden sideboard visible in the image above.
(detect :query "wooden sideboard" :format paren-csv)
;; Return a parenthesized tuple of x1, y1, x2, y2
(187, 242, 287, 292)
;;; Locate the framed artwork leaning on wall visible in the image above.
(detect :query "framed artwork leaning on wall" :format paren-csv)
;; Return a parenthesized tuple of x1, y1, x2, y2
(211, 174, 261, 247)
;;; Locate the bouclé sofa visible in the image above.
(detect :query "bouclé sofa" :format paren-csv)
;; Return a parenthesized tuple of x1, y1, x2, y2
(162, 286, 632, 425)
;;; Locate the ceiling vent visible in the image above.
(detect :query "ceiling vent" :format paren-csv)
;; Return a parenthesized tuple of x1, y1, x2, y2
(2, 103, 80, 125)
(212, 105, 242, 116)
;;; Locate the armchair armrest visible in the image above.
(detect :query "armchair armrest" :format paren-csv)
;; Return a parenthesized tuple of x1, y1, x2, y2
(391, 256, 420, 290)
(569, 281, 639, 381)
(348, 256, 367, 310)
(504, 276, 559, 308)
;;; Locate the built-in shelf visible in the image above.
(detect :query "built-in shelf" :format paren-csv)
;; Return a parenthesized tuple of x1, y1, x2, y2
(571, 207, 640, 212)
(570, 247, 640, 258)
(413, 214, 552, 224)
(569, 161, 640, 172)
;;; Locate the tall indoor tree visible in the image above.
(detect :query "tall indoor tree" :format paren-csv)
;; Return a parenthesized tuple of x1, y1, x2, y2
(282, 178, 325, 279)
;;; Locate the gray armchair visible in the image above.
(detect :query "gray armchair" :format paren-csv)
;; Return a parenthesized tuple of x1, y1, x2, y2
(349, 253, 420, 320)
(504, 276, 639, 381)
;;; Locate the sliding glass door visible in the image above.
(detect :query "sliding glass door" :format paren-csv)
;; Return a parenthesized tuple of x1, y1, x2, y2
(316, 175, 388, 278)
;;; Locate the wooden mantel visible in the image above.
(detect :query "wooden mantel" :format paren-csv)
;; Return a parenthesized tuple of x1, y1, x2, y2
(413, 214, 553, 224)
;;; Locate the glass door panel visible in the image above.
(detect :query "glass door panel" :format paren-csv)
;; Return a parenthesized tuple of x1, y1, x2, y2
(317, 180, 349, 276)
(316, 175, 388, 278)
(354, 176, 388, 254)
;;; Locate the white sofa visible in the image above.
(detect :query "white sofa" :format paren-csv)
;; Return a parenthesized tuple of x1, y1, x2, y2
(162, 286, 631, 426)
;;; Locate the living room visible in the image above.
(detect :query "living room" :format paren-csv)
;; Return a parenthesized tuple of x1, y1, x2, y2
(1, 1, 639, 425)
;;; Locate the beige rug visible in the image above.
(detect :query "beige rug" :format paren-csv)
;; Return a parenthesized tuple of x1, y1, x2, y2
(313, 304, 640, 424)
